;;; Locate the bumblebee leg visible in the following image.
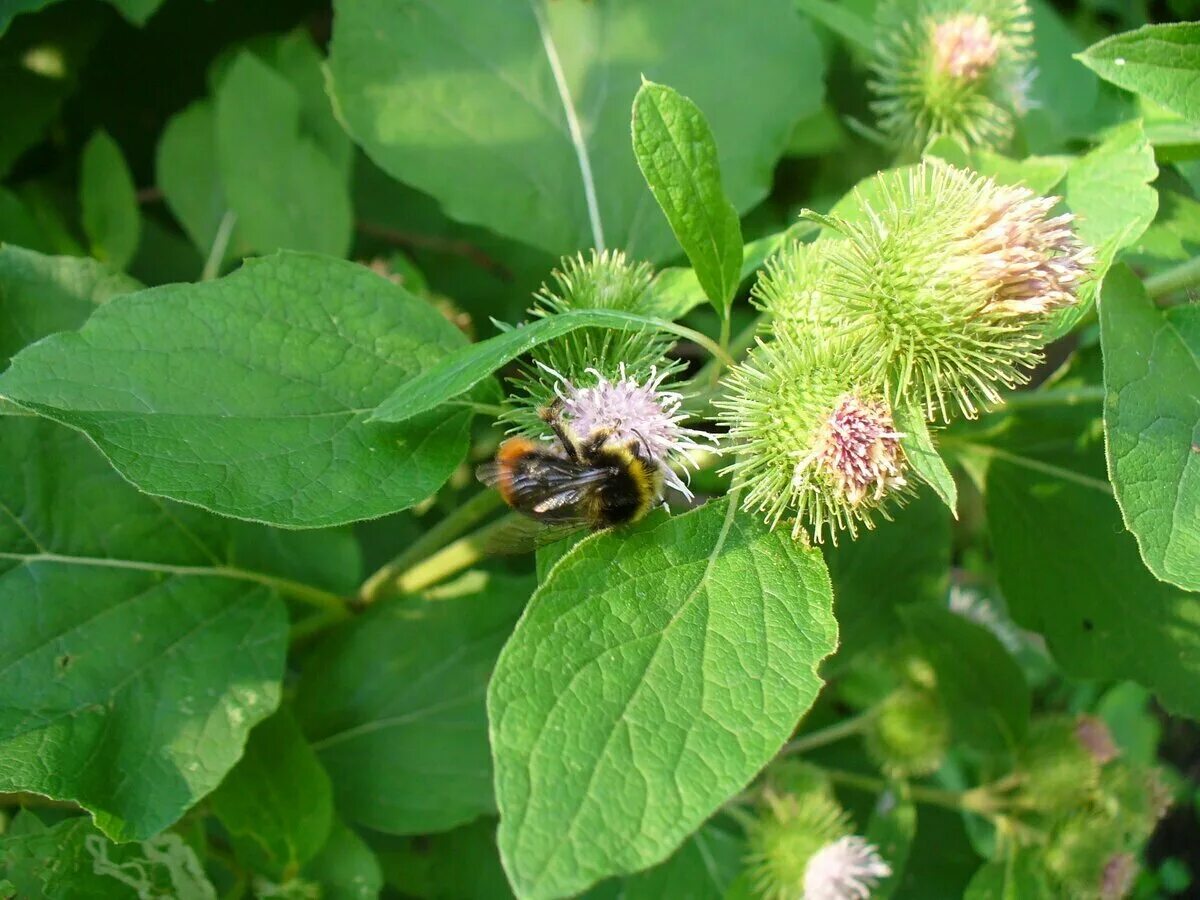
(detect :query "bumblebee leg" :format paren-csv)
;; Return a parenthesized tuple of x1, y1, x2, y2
(539, 400, 581, 462)
(581, 427, 614, 457)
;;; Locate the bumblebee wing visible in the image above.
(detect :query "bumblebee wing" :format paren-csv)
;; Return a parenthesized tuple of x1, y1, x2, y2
(480, 517, 586, 557)
(479, 452, 611, 523)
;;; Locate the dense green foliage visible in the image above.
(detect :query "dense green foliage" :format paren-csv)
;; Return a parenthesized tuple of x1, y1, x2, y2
(0, 1, 1198, 898)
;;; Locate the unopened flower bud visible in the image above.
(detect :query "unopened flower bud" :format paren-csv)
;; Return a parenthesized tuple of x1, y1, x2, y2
(1016, 716, 1105, 813)
(866, 686, 950, 778)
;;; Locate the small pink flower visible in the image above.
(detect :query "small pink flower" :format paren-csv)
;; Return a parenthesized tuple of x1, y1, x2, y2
(932, 14, 1001, 81)
(1075, 716, 1119, 765)
(793, 395, 906, 507)
(804, 835, 892, 900)
(543, 362, 714, 501)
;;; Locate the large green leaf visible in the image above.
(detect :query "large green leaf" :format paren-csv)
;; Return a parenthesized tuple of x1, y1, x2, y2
(901, 604, 1030, 757)
(80, 130, 141, 271)
(327, 0, 821, 261)
(0, 815, 216, 898)
(1049, 118, 1158, 338)
(620, 824, 742, 899)
(0, 417, 330, 840)
(1078, 24, 1200, 124)
(824, 492, 951, 658)
(215, 52, 351, 257)
(1100, 266, 1199, 592)
(0, 245, 139, 369)
(632, 81, 742, 314)
(963, 851, 1053, 899)
(986, 406, 1200, 718)
(489, 498, 837, 898)
(208, 708, 334, 879)
(0, 252, 471, 528)
(296, 571, 531, 835)
(370, 308, 721, 424)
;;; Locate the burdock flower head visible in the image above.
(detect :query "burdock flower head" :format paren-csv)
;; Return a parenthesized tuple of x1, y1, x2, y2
(871, 0, 1034, 151)
(538, 362, 714, 501)
(808, 161, 1094, 420)
(502, 249, 683, 435)
(717, 332, 910, 542)
(746, 788, 891, 900)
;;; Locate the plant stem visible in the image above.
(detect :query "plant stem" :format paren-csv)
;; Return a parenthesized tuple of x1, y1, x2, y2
(395, 512, 523, 595)
(709, 313, 733, 388)
(783, 710, 875, 755)
(201, 210, 237, 281)
(1144, 255, 1200, 301)
(358, 489, 505, 606)
(821, 768, 983, 814)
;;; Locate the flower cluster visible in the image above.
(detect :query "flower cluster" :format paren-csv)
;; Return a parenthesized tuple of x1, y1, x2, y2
(720, 161, 1093, 541)
(871, 0, 1034, 152)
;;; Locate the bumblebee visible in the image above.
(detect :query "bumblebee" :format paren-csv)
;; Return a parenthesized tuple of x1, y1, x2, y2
(477, 402, 664, 530)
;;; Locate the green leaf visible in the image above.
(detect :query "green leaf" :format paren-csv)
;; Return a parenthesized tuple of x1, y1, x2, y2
(0, 816, 216, 899)
(0, 417, 306, 841)
(986, 405, 1200, 718)
(0, 245, 140, 370)
(901, 604, 1030, 757)
(80, 130, 141, 271)
(794, 0, 873, 53)
(1048, 118, 1158, 338)
(824, 492, 951, 658)
(1078, 24, 1200, 124)
(209, 708, 334, 878)
(894, 402, 957, 515)
(296, 571, 531, 835)
(866, 784, 917, 900)
(1100, 265, 1200, 592)
(632, 81, 742, 315)
(304, 819, 384, 900)
(489, 498, 837, 898)
(370, 308, 723, 424)
(372, 818, 514, 899)
(215, 52, 351, 257)
(963, 850, 1053, 899)
(620, 824, 742, 899)
(157, 100, 241, 263)
(0, 252, 471, 528)
(327, 0, 822, 261)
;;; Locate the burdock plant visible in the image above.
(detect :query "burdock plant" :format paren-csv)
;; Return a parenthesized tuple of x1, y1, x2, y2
(871, 0, 1035, 152)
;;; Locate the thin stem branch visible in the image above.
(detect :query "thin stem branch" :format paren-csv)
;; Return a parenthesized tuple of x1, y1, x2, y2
(821, 768, 985, 815)
(1144, 255, 1200, 301)
(358, 491, 507, 605)
(202, 211, 237, 281)
(783, 710, 875, 756)
(395, 512, 523, 595)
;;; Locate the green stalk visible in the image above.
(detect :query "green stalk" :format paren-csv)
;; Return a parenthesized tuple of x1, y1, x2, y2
(783, 710, 876, 756)
(357, 489, 504, 606)
(821, 767, 991, 815)
(1144, 255, 1200, 301)
(394, 512, 523, 595)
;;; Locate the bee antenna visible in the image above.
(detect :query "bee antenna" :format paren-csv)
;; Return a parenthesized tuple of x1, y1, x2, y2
(630, 427, 652, 460)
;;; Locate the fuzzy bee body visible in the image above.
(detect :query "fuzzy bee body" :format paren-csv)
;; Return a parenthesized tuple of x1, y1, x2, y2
(477, 405, 664, 530)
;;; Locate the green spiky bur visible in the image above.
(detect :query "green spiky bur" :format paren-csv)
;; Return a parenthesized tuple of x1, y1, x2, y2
(805, 163, 1063, 421)
(717, 330, 912, 543)
(500, 249, 683, 435)
(865, 685, 950, 778)
(871, 0, 1034, 152)
(1015, 716, 1104, 813)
